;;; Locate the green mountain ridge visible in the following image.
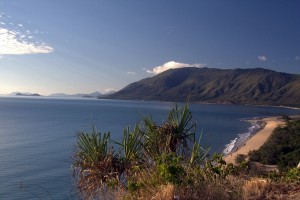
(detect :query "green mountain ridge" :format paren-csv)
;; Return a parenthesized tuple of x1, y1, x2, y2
(104, 67, 300, 107)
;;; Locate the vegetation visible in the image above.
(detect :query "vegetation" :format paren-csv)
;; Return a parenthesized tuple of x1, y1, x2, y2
(235, 154, 247, 165)
(249, 119, 300, 171)
(73, 105, 300, 199)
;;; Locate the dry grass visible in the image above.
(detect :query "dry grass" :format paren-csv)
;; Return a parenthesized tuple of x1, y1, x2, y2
(173, 175, 244, 200)
(243, 178, 269, 199)
(116, 173, 244, 200)
(151, 184, 175, 200)
(242, 178, 300, 200)
(82, 173, 300, 200)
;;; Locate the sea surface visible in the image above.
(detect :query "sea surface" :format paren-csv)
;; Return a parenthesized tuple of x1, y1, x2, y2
(0, 97, 299, 199)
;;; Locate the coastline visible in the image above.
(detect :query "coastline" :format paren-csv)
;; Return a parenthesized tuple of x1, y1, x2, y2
(224, 116, 286, 164)
(193, 101, 300, 111)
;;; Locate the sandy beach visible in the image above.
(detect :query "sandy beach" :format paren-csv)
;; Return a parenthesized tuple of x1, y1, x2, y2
(224, 116, 286, 164)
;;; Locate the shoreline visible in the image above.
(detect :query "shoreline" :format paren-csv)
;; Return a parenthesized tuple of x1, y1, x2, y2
(193, 101, 300, 111)
(224, 116, 286, 164)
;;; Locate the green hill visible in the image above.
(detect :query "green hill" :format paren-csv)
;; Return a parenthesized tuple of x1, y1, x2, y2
(104, 67, 300, 107)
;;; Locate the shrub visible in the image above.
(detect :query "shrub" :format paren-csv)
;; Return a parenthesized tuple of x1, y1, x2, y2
(285, 168, 300, 182)
(156, 153, 185, 185)
(235, 154, 247, 165)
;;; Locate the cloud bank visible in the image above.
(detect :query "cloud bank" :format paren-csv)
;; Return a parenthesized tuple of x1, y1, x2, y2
(104, 88, 117, 93)
(0, 28, 54, 55)
(147, 61, 206, 74)
(257, 55, 267, 62)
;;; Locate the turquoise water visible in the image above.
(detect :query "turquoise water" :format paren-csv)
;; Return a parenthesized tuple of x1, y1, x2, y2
(0, 97, 299, 199)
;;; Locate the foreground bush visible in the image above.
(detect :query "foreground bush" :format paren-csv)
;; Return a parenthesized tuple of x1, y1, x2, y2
(73, 105, 300, 199)
(73, 104, 243, 199)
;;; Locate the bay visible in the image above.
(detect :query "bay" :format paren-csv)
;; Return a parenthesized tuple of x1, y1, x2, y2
(0, 97, 299, 199)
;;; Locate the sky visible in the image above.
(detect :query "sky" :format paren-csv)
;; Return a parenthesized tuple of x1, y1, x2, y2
(0, 0, 299, 95)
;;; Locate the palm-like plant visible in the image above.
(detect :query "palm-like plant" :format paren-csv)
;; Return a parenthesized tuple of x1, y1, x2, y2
(140, 116, 165, 161)
(190, 131, 210, 165)
(161, 104, 196, 152)
(113, 125, 145, 178)
(76, 127, 110, 165)
(140, 104, 204, 163)
(74, 127, 121, 199)
(114, 126, 143, 162)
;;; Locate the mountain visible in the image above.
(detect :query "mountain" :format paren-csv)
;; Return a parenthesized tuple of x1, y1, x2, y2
(49, 91, 103, 98)
(81, 91, 103, 98)
(103, 67, 300, 107)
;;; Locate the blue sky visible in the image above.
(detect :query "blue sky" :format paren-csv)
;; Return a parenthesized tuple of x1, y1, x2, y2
(0, 0, 299, 95)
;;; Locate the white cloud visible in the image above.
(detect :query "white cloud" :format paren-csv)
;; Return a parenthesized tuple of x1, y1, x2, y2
(147, 61, 206, 74)
(295, 56, 300, 61)
(126, 71, 136, 75)
(0, 28, 54, 55)
(258, 55, 267, 62)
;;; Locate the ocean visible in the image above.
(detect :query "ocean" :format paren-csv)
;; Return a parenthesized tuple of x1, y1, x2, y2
(0, 97, 299, 199)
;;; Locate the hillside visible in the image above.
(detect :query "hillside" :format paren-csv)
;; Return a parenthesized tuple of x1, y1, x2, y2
(104, 67, 300, 107)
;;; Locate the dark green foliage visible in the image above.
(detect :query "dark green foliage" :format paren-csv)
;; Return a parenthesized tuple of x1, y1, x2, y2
(249, 119, 300, 171)
(204, 153, 242, 179)
(235, 154, 247, 165)
(278, 149, 300, 171)
(103, 67, 300, 107)
(127, 180, 142, 192)
(156, 153, 185, 185)
(285, 168, 300, 181)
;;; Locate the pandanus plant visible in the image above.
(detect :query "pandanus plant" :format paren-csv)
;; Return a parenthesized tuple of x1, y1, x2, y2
(141, 104, 200, 162)
(73, 128, 121, 199)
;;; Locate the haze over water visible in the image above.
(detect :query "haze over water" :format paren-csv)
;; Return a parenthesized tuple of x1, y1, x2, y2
(0, 97, 299, 199)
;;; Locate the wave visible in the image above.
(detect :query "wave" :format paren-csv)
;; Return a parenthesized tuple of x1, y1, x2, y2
(223, 120, 262, 155)
(223, 137, 237, 155)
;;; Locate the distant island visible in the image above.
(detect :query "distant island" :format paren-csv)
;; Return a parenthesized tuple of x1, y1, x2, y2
(102, 67, 300, 108)
(15, 92, 41, 97)
(48, 91, 104, 98)
(9, 91, 108, 98)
